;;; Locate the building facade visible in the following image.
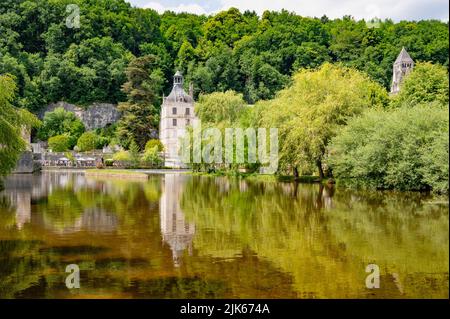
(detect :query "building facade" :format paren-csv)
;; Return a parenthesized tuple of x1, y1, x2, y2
(159, 71, 196, 168)
(391, 47, 414, 94)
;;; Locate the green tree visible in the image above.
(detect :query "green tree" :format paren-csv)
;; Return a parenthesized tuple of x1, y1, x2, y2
(48, 134, 70, 152)
(0, 74, 40, 178)
(392, 62, 449, 107)
(256, 63, 389, 178)
(76, 131, 97, 152)
(328, 103, 449, 193)
(117, 55, 164, 149)
(37, 107, 85, 149)
(145, 139, 164, 152)
(141, 146, 163, 168)
(196, 90, 247, 125)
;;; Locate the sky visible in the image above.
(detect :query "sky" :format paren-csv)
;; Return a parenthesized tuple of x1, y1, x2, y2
(127, 0, 449, 21)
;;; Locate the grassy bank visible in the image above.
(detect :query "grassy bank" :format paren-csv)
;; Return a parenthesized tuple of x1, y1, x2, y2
(85, 169, 149, 180)
(189, 171, 321, 183)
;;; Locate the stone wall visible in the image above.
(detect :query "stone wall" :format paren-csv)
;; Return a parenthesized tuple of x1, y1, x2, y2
(40, 101, 121, 130)
(13, 151, 35, 174)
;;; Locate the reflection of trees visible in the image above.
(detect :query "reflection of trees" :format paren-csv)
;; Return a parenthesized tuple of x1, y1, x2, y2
(0, 173, 447, 298)
(181, 176, 448, 298)
(0, 174, 168, 298)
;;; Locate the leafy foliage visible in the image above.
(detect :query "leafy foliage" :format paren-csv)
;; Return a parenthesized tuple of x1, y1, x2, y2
(141, 146, 163, 168)
(116, 55, 164, 149)
(145, 139, 164, 152)
(37, 107, 85, 149)
(256, 63, 388, 177)
(76, 131, 97, 152)
(0, 1, 447, 111)
(328, 104, 449, 193)
(0, 74, 39, 176)
(48, 134, 70, 152)
(392, 62, 449, 107)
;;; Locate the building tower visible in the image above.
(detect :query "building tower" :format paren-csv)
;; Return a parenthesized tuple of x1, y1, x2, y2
(391, 47, 414, 94)
(159, 71, 196, 168)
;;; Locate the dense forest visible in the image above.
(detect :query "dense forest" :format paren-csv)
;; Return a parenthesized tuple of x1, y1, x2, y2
(0, 0, 448, 112)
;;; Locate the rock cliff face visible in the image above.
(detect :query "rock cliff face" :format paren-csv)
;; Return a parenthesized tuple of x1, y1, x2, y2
(40, 102, 121, 130)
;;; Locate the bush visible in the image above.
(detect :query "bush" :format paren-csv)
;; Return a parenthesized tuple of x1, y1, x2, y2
(145, 139, 164, 152)
(105, 159, 114, 167)
(327, 103, 449, 193)
(76, 131, 97, 152)
(112, 150, 134, 167)
(48, 134, 71, 152)
(113, 150, 133, 162)
(141, 146, 163, 168)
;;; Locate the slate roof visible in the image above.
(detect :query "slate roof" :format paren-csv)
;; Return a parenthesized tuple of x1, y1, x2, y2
(394, 47, 414, 64)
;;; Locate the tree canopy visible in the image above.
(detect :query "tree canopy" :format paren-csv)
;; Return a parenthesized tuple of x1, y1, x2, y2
(255, 63, 388, 177)
(0, 1, 448, 111)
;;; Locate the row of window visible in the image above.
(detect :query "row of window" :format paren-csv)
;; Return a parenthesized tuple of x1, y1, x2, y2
(172, 119, 190, 126)
(172, 107, 190, 115)
(401, 63, 412, 68)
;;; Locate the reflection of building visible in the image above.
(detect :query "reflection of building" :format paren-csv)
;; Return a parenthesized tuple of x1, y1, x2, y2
(160, 174, 195, 267)
(391, 47, 414, 94)
(159, 71, 197, 168)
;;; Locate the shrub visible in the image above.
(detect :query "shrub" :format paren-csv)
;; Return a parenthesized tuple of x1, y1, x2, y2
(113, 150, 133, 162)
(112, 150, 134, 167)
(48, 134, 71, 152)
(105, 159, 114, 167)
(145, 139, 164, 152)
(141, 146, 163, 168)
(327, 103, 449, 193)
(76, 131, 97, 152)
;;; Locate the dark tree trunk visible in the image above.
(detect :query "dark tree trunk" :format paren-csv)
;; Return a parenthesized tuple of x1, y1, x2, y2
(293, 166, 299, 179)
(316, 159, 324, 180)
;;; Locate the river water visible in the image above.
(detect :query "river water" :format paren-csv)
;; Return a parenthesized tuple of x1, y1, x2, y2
(0, 171, 448, 298)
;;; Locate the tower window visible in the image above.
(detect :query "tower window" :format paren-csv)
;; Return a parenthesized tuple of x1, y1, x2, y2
(186, 119, 190, 126)
(172, 107, 177, 115)
(173, 119, 177, 126)
(185, 108, 190, 115)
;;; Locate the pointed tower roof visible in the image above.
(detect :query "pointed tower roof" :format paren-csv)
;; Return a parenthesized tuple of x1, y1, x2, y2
(394, 47, 414, 64)
(165, 71, 193, 103)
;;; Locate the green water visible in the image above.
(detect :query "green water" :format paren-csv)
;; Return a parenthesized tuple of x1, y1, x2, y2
(0, 171, 448, 299)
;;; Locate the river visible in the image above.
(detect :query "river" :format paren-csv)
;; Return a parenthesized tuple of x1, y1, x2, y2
(0, 171, 448, 298)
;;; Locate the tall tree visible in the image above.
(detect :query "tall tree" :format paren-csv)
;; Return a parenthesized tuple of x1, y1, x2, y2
(256, 63, 389, 178)
(116, 55, 164, 149)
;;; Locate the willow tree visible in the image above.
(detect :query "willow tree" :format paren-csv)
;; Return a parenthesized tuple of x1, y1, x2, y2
(255, 63, 388, 178)
(0, 74, 40, 184)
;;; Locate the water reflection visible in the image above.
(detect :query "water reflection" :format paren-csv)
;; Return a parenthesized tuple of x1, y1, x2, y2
(160, 174, 195, 267)
(0, 172, 448, 299)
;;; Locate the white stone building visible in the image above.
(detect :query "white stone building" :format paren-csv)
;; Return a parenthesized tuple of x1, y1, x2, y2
(391, 47, 414, 94)
(159, 71, 197, 168)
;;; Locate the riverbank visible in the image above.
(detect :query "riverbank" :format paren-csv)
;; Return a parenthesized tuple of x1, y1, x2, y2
(85, 169, 150, 180)
(83, 168, 190, 179)
(189, 171, 322, 183)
